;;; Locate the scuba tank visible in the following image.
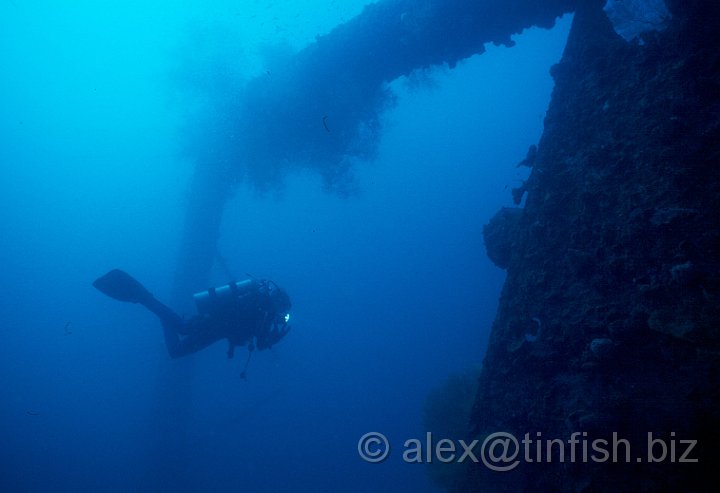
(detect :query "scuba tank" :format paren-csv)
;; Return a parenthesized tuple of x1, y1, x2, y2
(192, 279, 258, 316)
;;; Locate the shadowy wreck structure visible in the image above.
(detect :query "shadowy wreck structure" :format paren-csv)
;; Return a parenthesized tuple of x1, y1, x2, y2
(476, 0, 719, 491)
(163, 0, 578, 489)
(172, 0, 579, 307)
(163, 0, 718, 491)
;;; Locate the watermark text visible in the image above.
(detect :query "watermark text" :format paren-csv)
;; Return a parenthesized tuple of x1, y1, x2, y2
(357, 431, 698, 471)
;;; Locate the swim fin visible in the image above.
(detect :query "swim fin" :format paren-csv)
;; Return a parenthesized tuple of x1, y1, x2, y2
(93, 269, 154, 305)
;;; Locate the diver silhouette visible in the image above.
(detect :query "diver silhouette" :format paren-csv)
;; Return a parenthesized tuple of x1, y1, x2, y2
(93, 270, 291, 367)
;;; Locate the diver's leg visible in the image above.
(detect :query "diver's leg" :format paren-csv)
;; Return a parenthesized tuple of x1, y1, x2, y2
(141, 297, 183, 330)
(163, 326, 224, 359)
(139, 297, 188, 357)
(140, 297, 223, 358)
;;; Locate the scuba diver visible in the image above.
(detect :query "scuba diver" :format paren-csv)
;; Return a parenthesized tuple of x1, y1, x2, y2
(93, 269, 291, 372)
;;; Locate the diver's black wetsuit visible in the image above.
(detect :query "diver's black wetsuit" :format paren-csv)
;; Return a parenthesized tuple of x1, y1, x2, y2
(142, 297, 221, 358)
(142, 292, 289, 359)
(93, 269, 291, 359)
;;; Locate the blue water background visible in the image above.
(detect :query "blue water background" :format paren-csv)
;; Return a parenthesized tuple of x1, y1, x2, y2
(0, 1, 570, 491)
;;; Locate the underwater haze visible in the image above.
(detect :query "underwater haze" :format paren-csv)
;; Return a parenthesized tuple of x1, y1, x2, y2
(0, 1, 571, 492)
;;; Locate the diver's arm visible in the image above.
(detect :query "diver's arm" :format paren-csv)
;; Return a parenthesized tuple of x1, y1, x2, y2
(256, 324, 291, 350)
